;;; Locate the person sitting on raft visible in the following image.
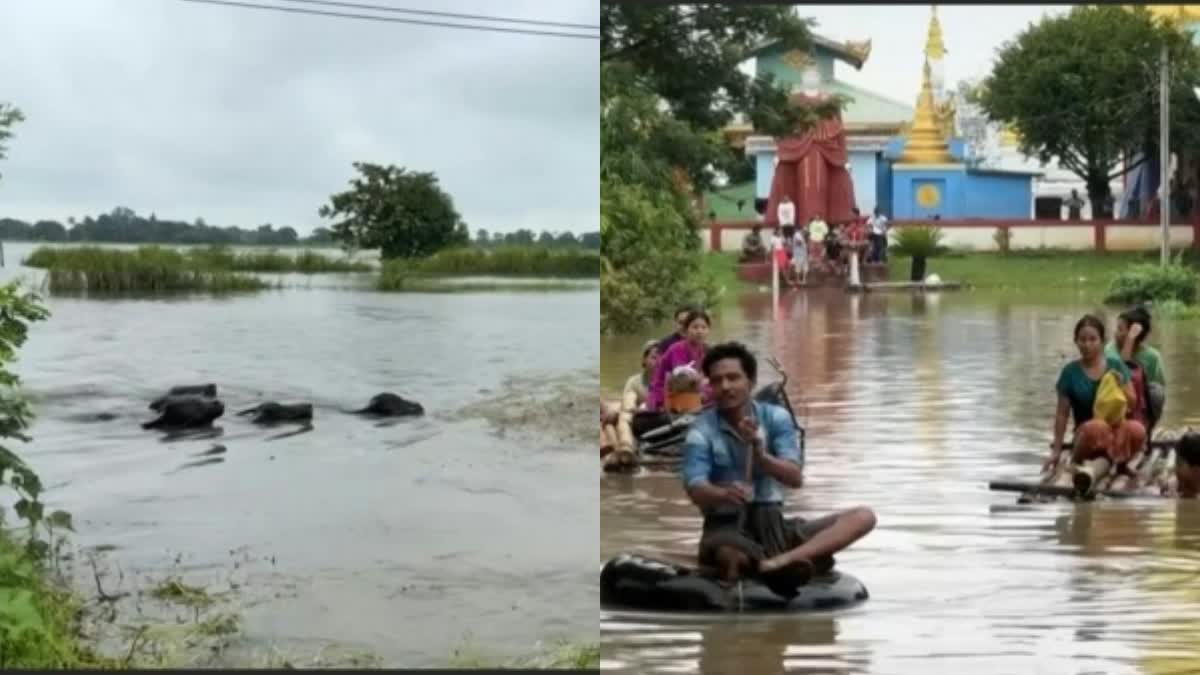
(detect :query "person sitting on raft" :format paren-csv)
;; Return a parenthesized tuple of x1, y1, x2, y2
(603, 341, 660, 465)
(680, 341, 876, 595)
(740, 226, 768, 263)
(1046, 315, 1146, 475)
(604, 341, 662, 461)
(656, 304, 698, 356)
(1107, 306, 1166, 425)
(647, 309, 713, 413)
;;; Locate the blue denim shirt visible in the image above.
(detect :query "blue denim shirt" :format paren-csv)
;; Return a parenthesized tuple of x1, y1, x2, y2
(680, 401, 802, 511)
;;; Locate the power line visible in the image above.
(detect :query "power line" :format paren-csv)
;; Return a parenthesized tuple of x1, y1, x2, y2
(172, 0, 600, 40)
(271, 0, 598, 31)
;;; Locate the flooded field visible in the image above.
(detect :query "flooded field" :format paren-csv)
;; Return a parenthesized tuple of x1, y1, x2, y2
(2, 242, 599, 667)
(601, 289, 1200, 675)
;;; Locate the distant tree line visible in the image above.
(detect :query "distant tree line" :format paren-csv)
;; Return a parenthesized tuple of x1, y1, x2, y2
(0, 207, 600, 250)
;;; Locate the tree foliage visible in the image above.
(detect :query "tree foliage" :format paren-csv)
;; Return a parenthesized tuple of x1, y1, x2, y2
(0, 210, 313, 246)
(977, 6, 1200, 211)
(600, 63, 716, 333)
(601, 5, 840, 193)
(319, 163, 469, 260)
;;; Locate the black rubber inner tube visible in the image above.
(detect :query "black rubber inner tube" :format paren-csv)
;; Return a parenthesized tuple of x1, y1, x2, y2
(600, 553, 869, 613)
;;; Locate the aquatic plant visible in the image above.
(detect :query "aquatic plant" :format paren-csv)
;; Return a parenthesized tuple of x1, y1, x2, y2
(1103, 258, 1199, 306)
(24, 246, 270, 294)
(405, 245, 598, 278)
(376, 245, 597, 292)
(183, 245, 370, 273)
(26, 244, 370, 277)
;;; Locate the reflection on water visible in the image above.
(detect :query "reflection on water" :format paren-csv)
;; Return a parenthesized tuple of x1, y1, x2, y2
(0, 242, 598, 667)
(601, 289, 1200, 674)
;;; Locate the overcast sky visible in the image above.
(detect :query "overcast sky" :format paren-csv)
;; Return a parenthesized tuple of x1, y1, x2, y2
(795, 5, 1072, 105)
(0, 0, 598, 235)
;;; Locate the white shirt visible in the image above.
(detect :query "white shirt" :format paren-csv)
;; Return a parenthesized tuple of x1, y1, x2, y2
(769, 234, 784, 251)
(868, 214, 889, 236)
(777, 201, 795, 227)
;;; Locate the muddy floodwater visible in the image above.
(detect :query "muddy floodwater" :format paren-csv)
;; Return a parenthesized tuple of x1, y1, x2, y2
(1, 242, 598, 667)
(601, 289, 1200, 675)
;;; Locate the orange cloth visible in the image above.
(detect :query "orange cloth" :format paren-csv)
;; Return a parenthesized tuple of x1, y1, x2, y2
(667, 391, 703, 415)
(1072, 418, 1147, 465)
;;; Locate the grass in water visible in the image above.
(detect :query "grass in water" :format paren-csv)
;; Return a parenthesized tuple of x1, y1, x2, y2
(404, 246, 598, 278)
(182, 245, 371, 273)
(26, 246, 271, 294)
(26, 244, 369, 277)
(378, 258, 596, 293)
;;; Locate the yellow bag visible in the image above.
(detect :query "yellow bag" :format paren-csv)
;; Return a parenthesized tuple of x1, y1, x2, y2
(1093, 370, 1128, 426)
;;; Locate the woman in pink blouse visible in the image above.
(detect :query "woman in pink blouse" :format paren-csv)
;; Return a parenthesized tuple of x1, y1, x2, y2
(647, 309, 711, 412)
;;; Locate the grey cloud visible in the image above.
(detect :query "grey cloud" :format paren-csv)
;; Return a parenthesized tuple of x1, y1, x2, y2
(0, 0, 598, 233)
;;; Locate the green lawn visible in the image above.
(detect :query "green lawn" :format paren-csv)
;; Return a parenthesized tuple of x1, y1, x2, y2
(889, 250, 1176, 291)
(700, 252, 751, 293)
(702, 249, 1192, 295)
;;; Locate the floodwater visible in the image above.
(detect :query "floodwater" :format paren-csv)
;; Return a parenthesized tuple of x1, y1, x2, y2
(601, 289, 1200, 675)
(0, 242, 599, 667)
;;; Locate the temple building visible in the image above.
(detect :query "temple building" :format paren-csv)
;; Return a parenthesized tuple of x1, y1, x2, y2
(704, 28, 913, 221)
(709, 5, 1044, 223)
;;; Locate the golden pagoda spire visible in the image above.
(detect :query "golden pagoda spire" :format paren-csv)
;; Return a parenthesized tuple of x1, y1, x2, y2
(898, 59, 955, 165)
(925, 5, 946, 61)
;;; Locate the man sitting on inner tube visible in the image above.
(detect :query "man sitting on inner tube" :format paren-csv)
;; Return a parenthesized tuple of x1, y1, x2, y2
(680, 341, 877, 597)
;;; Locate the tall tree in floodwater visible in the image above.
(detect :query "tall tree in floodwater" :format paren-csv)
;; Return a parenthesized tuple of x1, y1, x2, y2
(319, 162, 469, 260)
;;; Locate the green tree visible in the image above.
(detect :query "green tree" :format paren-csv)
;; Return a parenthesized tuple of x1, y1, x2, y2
(319, 162, 468, 259)
(475, 228, 490, 247)
(601, 63, 716, 333)
(977, 6, 1200, 214)
(601, 5, 839, 192)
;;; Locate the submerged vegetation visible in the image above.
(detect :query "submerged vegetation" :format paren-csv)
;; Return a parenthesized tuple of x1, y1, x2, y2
(25, 245, 595, 295)
(377, 246, 598, 292)
(405, 246, 598, 278)
(29, 247, 270, 295)
(27, 244, 368, 275)
(1103, 258, 1199, 306)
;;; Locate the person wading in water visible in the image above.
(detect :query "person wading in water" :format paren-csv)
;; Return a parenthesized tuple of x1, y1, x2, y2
(680, 342, 876, 596)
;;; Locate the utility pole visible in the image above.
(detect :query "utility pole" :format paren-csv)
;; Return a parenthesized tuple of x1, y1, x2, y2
(1160, 43, 1171, 266)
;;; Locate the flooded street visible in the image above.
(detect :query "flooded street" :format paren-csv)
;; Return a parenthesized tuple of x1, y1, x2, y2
(3, 243, 598, 667)
(601, 289, 1200, 675)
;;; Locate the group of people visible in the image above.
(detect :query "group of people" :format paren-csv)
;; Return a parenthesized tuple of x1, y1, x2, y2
(601, 304, 878, 596)
(601, 297, 1198, 598)
(739, 200, 892, 286)
(600, 305, 714, 467)
(1045, 306, 1181, 493)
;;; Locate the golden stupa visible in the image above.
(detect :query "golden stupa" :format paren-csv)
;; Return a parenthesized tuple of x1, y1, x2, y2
(924, 5, 956, 138)
(898, 59, 956, 165)
(925, 5, 946, 60)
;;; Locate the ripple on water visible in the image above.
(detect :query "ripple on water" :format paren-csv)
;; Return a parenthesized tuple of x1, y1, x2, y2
(601, 290, 1200, 674)
(7, 249, 598, 668)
